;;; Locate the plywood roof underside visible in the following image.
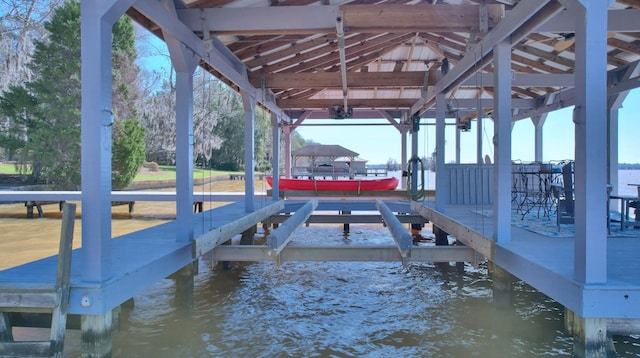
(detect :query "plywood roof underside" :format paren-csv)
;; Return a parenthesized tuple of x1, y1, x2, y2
(127, 0, 640, 121)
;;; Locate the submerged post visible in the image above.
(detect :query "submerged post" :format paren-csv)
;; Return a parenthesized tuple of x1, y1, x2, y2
(81, 312, 112, 358)
(565, 310, 616, 358)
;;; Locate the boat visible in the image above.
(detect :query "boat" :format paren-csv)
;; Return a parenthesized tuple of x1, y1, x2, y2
(265, 176, 399, 191)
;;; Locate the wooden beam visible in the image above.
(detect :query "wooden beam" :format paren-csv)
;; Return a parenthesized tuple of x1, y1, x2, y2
(341, 4, 505, 33)
(250, 71, 430, 89)
(177, 4, 505, 35)
(267, 199, 318, 258)
(213, 245, 476, 263)
(277, 98, 416, 109)
(411, 202, 494, 260)
(376, 199, 412, 265)
(192, 201, 285, 257)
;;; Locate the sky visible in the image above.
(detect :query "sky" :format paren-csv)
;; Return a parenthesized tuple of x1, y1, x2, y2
(295, 88, 639, 165)
(135, 27, 639, 166)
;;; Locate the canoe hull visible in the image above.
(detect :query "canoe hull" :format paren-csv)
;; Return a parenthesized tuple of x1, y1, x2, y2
(266, 176, 399, 191)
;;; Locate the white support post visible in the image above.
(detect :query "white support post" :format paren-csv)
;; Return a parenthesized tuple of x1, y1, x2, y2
(166, 35, 198, 243)
(271, 113, 280, 201)
(532, 114, 547, 163)
(572, 1, 609, 283)
(435, 92, 447, 212)
(476, 107, 483, 164)
(455, 127, 461, 164)
(606, 64, 636, 194)
(400, 127, 408, 190)
(80, 1, 122, 282)
(242, 91, 257, 212)
(493, 40, 512, 244)
(607, 105, 620, 195)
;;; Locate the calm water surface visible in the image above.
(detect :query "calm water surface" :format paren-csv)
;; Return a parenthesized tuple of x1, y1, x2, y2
(2, 174, 640, 356)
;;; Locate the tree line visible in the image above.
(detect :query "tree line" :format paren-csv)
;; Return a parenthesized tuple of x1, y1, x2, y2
(0, 0, 308, 189)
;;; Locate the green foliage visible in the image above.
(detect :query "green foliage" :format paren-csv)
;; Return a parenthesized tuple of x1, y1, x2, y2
(112, 119, 146, 189)
(0, 85, 37, 166)
(0, 1, 144, 189)
(209, 94, 244, 169)
(254, 108, 272, 172)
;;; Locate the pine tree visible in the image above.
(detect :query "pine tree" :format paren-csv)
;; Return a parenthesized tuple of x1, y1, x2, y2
(0, 1, 145, 189)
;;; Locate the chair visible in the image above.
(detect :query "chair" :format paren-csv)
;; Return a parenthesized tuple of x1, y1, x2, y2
(552, 162, 574, 229)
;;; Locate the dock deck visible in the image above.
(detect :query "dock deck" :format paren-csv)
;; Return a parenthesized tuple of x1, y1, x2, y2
(412, 200, 640, 328)
(0, 200, 282, 315)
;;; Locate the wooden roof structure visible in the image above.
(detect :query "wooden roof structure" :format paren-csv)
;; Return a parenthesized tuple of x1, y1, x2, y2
(126, 0, 640, 123)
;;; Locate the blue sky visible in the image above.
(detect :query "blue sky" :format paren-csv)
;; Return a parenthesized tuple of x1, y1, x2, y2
(296, 89, 639, 165)
(136, 31, 639, 165)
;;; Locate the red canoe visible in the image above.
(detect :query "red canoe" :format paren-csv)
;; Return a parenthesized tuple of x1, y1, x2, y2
(266, 176, 398, 191)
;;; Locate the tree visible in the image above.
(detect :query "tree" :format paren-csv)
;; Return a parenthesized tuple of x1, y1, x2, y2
(209, 93, 244, 170)
(0, 1, 145, 189)
(0, 0, 63, 92)
(112, 119, 145, 189)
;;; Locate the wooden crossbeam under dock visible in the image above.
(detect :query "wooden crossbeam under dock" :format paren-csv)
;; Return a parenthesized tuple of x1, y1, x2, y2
(213, 245, 475, 263)
(263, 213, 427, 225)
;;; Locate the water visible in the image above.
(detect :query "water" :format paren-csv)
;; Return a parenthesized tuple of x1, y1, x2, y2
(3, 174, 640, 356)
(111, 224, 639, 357)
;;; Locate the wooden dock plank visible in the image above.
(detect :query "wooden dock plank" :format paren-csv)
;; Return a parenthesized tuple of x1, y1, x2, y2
(0, 200, 282, 316)
(412, 201, 640, 321)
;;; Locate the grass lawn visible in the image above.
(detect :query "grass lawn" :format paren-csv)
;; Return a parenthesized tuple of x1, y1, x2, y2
(0, 163, 29, 175)
(134, 165, 244, 182)
(0, 163, 247, 182)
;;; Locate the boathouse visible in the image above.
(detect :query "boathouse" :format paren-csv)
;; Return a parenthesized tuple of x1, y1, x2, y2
(1, 0, 640, 357)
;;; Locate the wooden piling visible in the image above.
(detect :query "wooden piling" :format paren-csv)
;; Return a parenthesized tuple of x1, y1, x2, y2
(565, 310, 616, 358)
(489, 262, 513, 309)
(240, 225, 257, 245)
(174, 262, 196, 314)
(0, 313, 12, 341)
(81, 312, 113, 358)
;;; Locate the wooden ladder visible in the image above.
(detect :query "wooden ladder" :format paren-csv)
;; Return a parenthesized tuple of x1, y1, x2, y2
(0, 203, 76, 358)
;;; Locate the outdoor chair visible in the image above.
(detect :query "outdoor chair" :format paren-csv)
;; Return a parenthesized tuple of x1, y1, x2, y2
(552, 161, 575, 229)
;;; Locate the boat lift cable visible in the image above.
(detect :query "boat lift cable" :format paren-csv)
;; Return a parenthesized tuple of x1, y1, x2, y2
(406, 155, 426, 201)
(336, 16, 348, 111)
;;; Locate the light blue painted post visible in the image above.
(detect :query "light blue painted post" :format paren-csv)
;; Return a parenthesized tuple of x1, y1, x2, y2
(572, 1, 609, 283)
(492, 40, 512, 244)
(410, 118, 419, 195)
(607, 106, 619, 195)
(435, 92, 446, 212)
(242, 91, 256, 212)
(283, 127, 292, 178)
(80, 0, 119, 283)
(532, 114, 546, 163)
(476, 107, 483, 164)
(400, 127, 408, 190)
(455, 125, 461, 164)
(271, 113, 280, 201)
(166, 37, 198, 243)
